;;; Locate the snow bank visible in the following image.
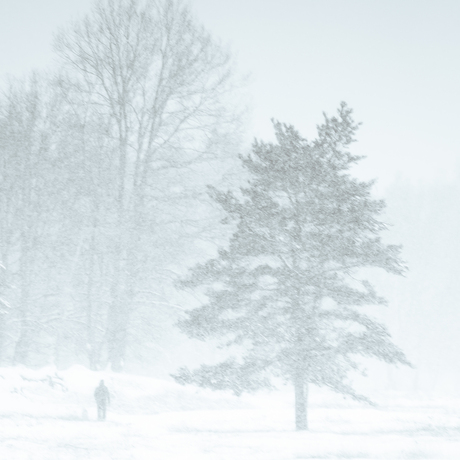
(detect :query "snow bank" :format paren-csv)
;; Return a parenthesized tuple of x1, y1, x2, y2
(0, 365, 248, 420)
(0, 366, 459, 459)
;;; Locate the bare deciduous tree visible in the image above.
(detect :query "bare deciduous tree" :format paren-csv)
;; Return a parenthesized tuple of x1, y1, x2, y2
(0, 74, 68, 365)
(54, 0, 244, 371)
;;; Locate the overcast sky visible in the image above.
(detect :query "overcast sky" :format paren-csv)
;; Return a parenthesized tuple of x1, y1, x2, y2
(1, 0, 459, 189)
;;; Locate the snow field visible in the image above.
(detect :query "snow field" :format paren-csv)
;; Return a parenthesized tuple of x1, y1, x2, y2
(0, 366, 459, 459)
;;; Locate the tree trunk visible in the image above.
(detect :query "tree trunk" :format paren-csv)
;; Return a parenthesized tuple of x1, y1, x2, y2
(86, 219, 97, 370)
(107, 298, 127, 372)
(14, 245, 33, 365)
(13, 315, 32, 365)
(107, 270, 132, 372)
(89, 341, 103, 371)
(106, 135, 130, 373)
(294, 375, 309, 430)
(0, 311, 5, 364)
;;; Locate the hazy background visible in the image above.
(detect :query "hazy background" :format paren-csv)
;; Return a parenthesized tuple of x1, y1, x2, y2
(2, 0, 459, 186)
(1, 0, 459, 396)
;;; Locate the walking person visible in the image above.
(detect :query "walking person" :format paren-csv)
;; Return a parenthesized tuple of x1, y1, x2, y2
(94, 380, 110, 420)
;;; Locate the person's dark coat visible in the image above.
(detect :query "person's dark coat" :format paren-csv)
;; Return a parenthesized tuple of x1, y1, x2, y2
(94, 380, 110, 420)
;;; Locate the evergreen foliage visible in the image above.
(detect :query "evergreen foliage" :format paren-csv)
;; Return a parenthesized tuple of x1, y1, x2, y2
(173, 103, 411, 429)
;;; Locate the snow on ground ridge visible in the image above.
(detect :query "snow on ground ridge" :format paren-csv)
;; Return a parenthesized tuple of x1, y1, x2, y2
(0, 364, 249, 419)
(0, 365, 459, 459)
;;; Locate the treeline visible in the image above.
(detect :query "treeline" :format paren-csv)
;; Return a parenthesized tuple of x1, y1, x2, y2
(380, 178, 460, 393)
(0, 0, 243, 371)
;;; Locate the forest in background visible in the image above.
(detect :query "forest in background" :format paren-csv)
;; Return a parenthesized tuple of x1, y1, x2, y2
(0, 0, 245, 373)
(0, 0, 459, 399)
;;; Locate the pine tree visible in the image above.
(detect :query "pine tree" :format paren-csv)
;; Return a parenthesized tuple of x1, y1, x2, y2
(173, 103, 411, 430)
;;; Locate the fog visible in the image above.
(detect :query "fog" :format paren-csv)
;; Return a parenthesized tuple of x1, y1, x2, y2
(0, 0, 459, 454)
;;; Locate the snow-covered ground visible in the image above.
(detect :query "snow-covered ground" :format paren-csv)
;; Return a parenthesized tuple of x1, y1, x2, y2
(0, 366, 459, 459)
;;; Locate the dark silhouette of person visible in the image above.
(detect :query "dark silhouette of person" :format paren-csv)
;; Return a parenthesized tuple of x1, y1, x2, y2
(94, 380, 110, 420)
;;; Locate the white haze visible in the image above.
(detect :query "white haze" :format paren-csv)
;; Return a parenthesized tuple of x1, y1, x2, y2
(0, 0, 459, 457)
